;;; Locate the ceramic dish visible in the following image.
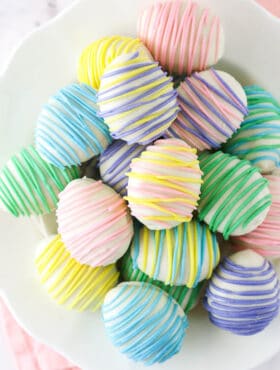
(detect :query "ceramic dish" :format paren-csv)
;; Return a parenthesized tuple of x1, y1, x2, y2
(0, 0, 280, 369)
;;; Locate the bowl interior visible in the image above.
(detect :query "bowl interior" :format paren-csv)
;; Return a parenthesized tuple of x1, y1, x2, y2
(0, 1, 280, 369)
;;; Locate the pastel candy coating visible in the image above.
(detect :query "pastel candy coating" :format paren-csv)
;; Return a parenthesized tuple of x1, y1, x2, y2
(224, 85, 280, 174)
(203, 250, 280, 335)
(102, 282, 188, 365)
(99, 140, 146, 196)
(121, 250, 205, 313)
(232, 175, 280, 257)
(129, 220, 220, 288)
(125, 138, 203, 230)
(198, 151, 272, 239)
(97, 51, 179, 145)
(0, 146, 79, 217)
(35, 235, 119, 311)
(77, 36, 150, 89)
(137, 0, 225, 75)
(35, 83, 112, 169)
(165, 69, 248, 151)
(57, 178, 133, 267)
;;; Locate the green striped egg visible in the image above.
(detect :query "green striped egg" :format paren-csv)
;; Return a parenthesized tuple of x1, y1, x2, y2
(198, 150, 271, 239)
(0, 145, 79, 216)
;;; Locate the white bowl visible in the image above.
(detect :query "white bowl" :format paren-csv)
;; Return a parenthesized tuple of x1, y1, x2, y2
(0, 1, 280, 369)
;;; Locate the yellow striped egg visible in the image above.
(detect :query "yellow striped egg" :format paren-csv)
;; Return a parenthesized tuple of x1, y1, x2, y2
(35, 235, 119, 311)
(77, 36, 150, 89)
(125, 138, 203, 230)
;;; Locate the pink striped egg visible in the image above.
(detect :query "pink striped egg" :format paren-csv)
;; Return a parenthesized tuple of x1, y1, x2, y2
(232, 175, 280, 257)
(138, 0, 225, 76)
(165, 69, 248, 151)
(57, 178, 134, 267)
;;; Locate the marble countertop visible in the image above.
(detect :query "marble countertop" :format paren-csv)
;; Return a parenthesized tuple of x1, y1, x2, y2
(0, 1, 279, 370)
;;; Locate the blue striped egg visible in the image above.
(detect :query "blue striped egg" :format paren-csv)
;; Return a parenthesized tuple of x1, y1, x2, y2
(97, 51, 179, 145)
(35, 83, 112, 169)
(203, 250, 280, 335)
(102, 282, 188, 365)
(99, 140, 146, 196)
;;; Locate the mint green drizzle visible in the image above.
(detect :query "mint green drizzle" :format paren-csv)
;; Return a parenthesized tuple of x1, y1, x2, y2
(120, 252, 204, 314)
(198, 151, 272, 239)
(0, 146, 79, 217)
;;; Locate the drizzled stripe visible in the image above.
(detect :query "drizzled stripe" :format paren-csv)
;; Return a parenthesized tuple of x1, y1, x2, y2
(98, 52, 179, 145)
(57, 179, 133, 267)
(165, 69, 248, 151)
(35, 235, 119, 311)
(120, 251, 204, 313)
(224, 85, 280, 171)
(130, 220, 220, 288)
(125, 138, 203, 230)
(0, 146, 79, 217)
(78, 36, 143, 89)
(198, 151, 271, 239)
(102, 282, 188, 365)
(203, 256, 280, 335)
(99, 140, 145, 196)
(35, 83, 112, 169)
(137, 0, 223, 75)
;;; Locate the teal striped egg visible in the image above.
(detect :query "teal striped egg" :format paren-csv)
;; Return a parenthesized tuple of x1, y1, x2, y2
(224, 85, 280, 174)
(129, 220, 220, 288)
(35, 83, 112, 169)
(102, 282, 188, 365)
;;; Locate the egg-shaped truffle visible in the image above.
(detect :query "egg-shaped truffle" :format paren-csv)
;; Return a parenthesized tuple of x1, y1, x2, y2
(98, 51, 179, 145)
(125, 138, 203, 230)
(35, 83, 112, 169)
(77, 36, 150, 89)
(35, 235, 119, 311)
(232, 174, 280, 257)
(102, 282, 188, 365)
(203, 250, 280, 335)
(121, 250, 205, 313)
(224, 85, 280, 173)
(57, 178, 133, 267)
(99, 140, 146, 196)
(128, 220, 219, 288)
(137, 0, 225, 76)
(165, 69, 248, 151)
(198, 151, 271, 239)
(0, 146, 79, 217)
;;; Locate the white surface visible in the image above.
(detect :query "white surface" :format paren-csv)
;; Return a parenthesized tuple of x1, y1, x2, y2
(0, 1, 280, 370)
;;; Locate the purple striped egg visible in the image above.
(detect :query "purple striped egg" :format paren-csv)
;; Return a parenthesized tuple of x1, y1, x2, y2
(203, 250, 280, 335)
(97, 51, 179, 145)
(99, 140, 146, 196)
(165, 68, 248, 151)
